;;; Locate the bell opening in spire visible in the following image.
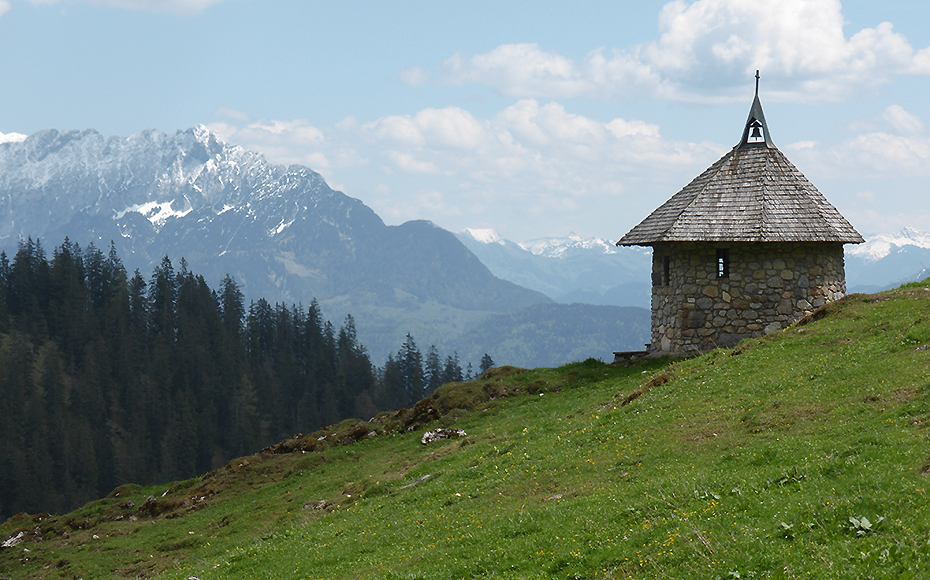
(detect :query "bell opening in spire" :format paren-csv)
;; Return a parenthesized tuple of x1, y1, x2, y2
(737, 71, 774, 149)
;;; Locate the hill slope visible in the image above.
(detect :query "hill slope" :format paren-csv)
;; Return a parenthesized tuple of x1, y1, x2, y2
(3, 282, 930, 579)
(453, 303, 649, 367)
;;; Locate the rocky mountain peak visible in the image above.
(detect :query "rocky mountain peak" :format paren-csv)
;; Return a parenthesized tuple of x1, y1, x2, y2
(0, 126, 551, 362)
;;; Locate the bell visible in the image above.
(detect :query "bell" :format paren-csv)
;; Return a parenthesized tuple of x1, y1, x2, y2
(750, 124, 763, 139)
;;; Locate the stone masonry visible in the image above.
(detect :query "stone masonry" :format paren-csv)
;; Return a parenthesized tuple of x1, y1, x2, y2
(649, 241, 846, 355)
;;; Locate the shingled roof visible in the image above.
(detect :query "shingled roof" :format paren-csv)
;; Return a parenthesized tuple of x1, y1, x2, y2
(617, 78, 863, 247)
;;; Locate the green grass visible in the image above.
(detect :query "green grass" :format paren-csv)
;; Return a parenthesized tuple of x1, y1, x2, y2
(3, 282, 930, 579)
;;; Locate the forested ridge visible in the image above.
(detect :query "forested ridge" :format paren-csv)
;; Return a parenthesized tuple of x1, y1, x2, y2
(0, 238, 479, 520)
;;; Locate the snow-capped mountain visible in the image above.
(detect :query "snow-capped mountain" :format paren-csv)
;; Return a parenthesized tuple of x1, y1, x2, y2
(846, 228, 930, 262)
(457, 229, 651, 309)
(845, 228, 930, 293)
(520, 232, 621, 258)
(459, 227, 930, 307)
(0, 127, 552, 361)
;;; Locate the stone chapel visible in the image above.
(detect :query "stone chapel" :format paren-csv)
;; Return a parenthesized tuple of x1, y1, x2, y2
(616, 74, 863, 356)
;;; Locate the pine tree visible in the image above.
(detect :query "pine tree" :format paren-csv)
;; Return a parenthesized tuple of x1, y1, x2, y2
(424, 345, 443, 394)
(0, 252, 10, 332)
(148, 256, 177, 340)
(0, 240, 410, 519)
(381, 353, 404, 409)
(219, 274, 245, 343)
(397, 333, 425, 406)
(442, 352, 464, 385)
(337, 315, 375, 419)
(479, 353, 495, 375)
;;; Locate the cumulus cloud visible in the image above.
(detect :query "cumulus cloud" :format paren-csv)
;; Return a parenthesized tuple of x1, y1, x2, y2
(213, 107, 251, 123)
(440, 43, 662, 100)
(207, 118, 325, 167)
(207, 117, 365, 178)
(25, 0, 226, 15)
(362, 107, 486, 150)
(789, 105, 930, 180)
(882, 104, 925, 135)
(436, 0, 930, 103)
(399, 67, 430, 87)
(836, 132, 930, 175)
(210, 100, 725, 239)
(362, 100, 713, 189)
(0, 131, 27, 144)
(385, 152, 441, 175)
(205, 95, 930, 240)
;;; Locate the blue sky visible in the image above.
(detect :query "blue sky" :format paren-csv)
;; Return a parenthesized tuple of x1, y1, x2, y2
(2, 0, 930, 242)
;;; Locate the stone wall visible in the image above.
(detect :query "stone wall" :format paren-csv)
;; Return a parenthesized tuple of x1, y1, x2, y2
(649, 242, 846, 355)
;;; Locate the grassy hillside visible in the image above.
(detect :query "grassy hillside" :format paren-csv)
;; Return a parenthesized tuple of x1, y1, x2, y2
(2, 282, 930, 579)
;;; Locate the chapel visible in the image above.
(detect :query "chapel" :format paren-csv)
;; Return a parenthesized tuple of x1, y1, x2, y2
(616, 73, 863, 356)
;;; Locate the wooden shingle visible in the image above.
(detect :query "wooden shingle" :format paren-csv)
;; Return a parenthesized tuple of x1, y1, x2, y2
(617, 92, 863, 246)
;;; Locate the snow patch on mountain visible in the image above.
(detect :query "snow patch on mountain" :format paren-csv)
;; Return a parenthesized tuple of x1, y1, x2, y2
(847, 228, 930, 262)
(464, 228, 505, 245)
(272, 218, 295, 236)
(519, 233, 619, 258)
(116, 200, 193, 229)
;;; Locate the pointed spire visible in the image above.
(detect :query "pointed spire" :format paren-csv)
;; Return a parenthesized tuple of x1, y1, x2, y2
(737, 70, 774, 149)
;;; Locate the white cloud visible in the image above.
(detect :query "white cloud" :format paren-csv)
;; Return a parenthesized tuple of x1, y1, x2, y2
(213, 107, 251, 123)
(846, 208, 930, 240)
(882, 104, 924, 135)
(788, 105, 930, 181)
(399, 67, 430, 87)
(208, 96, 930, 240)
(25, 0, 226, 15)
(606, 118, 661, 139)
(362, 107, 485, 149)
(210, 100, 724, 239)
(435, 0, 930, 104)
(440, 43, 661, 100)
(0, 131, 27, 144)
(845, 104, 926, 136)
(206, 118, 328, 167)
(251, 119, 325, 146)
(386, 152, 441, 175)
(0, 1, 10, 17)
(839, 132, 930, 174)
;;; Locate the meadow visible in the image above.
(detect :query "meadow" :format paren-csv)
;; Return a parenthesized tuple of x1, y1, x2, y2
(2, 281, 929, 579)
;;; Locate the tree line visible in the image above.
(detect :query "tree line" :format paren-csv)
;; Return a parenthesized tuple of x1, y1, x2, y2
(0, 238, 492, 520)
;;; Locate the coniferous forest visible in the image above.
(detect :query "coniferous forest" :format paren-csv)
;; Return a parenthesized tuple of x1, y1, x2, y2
(0, 238, 481, 520)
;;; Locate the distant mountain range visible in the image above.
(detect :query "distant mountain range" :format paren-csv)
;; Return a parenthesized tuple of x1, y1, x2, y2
(3, 126, 922, 367)
(0, 127, 649, 366)
(458, 227, 930, 306)
(844, 228, 930, 293)
(456, 229, 651, 309)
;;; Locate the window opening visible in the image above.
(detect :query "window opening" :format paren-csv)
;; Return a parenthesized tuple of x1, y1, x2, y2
(717, 248, 730, 279)
(663, 255, 670, 286)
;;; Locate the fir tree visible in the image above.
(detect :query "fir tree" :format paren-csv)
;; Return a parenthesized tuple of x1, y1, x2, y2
(424, 345, 443, 394)
(479, 353, 495, 375)
(0, 240, 391, 519)
(442, 352, 464, 385)
(397, 333, 424, 406)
